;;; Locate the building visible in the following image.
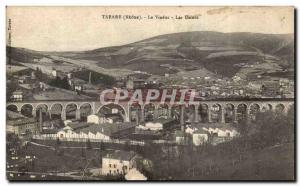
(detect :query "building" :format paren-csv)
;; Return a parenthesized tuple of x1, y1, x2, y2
(115, 77, 126, 88)
(137, 118, 175, 131)
(10, 91, 23, 101)
(51, 69, 66, 79)
(185, 125, 196, 135)
(175, 130, 186, 144)
(74, 85, 83, 92)
(7, 118, 39, 136)
(42, 119, 64, 130)
(261, 81, 282, 97)
(185, 125, 209, 146)
(192, 129, 209, 146)
(56, 122, 137, 140)
(68, 78, 85, 92)
(202, 126, 239, 138)
(87, 113, 123, 124)
(18, 75, 31, 84)
(87, 114, 106, 124)
(102, 150, 136, 176)
(125, 74, 150, 90)
(126, 79, 146, 90)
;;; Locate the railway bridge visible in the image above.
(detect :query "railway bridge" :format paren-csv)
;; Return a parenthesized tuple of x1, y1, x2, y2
(7, 98, 294, 124)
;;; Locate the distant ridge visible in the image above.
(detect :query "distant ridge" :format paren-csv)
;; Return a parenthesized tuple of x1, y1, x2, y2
(7, 31, 294, 78)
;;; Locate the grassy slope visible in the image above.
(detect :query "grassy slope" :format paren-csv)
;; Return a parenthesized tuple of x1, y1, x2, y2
(6, 32, 294, 78)
(212, 143, 294, 180)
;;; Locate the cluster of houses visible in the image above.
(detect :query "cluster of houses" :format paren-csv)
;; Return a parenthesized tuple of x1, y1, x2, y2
(175, 124, 240, 146)
(6, 110, 41, 136)
(162, 73, 294, 99)
(8, 66, 87, 102)
(115, 73, 160, 90)
(42, 116, 177, 142)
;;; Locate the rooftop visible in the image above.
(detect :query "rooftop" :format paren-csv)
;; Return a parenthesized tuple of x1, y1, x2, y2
(67, 122, 90, 130)
(7, 110, 27, 120)
(63, 121, 137, 136)
(7, 118, 37, 126)
(79, 122, 137, 136)
(193, 128, 209, 134)
(105, 150, 136, 161)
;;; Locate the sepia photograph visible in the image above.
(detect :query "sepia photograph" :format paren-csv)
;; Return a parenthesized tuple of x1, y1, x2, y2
(5, 6, 295, 181)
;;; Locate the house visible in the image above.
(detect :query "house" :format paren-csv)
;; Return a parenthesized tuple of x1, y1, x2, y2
(87, 113, 123, 124)
(18, 75, 31, 84)
(175, 130, 186, 144)
(184, 125, 209, 146)
(57, 124, 110, 140)
(138, 118, 175, 131)
(192, 129, 209, 146)
(7, 118, 39, 136)
(42, 119, 64, 130)
(74, 85, 83, 92)
(67, 73, 72, 79)
(185, 125, 198, 135)
(68, 78, 85, 92)
(51, 69, 66, 79)
(232, 75, 242, 83)
(87, 114, 106, 124)
(202, 126, 239, 138)
(10, 91, 23, 101)
(125, 74, 149, 90)
(126, 79, 146, 89)
(102, 150, 136, 176)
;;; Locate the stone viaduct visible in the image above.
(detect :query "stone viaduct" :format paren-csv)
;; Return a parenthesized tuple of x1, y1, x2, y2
(7, 99, 294, 125)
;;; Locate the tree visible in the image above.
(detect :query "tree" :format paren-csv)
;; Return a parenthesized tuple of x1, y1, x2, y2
(35, 67, 44, 80)
(236, 119, 250, 137)
(48, 76, 70, 90)
(61, 77, 70, 89)
(248, 110, 294, 147)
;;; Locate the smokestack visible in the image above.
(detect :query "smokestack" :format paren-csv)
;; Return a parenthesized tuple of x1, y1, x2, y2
(39, 109, 43, 133)
(180, 105, 185, 131)
(89, 71, 92, 84)
(136, 109, 139, 126)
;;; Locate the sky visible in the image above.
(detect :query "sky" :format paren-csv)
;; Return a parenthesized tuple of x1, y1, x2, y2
(6, 6, 294, 51)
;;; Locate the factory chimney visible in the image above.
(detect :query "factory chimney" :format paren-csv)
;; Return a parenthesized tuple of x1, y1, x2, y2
(136, 109, 140, 126)
(89, 71, 92, 84)
(39, 109, 43, 133)
(180, 105, 185, 131)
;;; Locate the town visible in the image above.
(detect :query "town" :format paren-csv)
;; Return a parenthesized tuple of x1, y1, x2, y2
(6, 57, 294, 180)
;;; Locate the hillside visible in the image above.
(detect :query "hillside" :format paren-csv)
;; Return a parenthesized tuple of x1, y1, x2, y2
(7, 31, 294, 79)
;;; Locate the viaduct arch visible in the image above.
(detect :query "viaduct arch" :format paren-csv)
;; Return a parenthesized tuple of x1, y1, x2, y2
(7, 99, 294, 124)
